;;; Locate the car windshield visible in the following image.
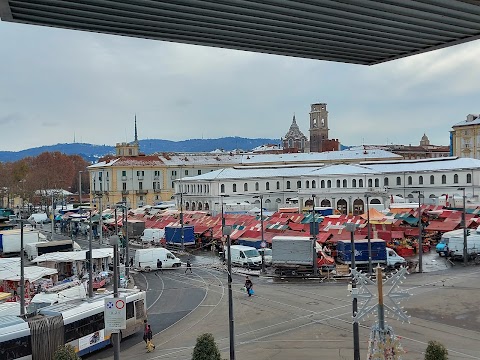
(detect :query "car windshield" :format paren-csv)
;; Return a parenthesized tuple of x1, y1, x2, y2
(244, 249, 259, 258)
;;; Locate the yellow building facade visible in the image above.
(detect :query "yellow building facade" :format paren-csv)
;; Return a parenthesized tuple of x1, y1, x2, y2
(451, 114, 480, 159)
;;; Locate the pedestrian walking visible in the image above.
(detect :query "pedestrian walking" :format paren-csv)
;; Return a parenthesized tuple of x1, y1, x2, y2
(185, 258, 192, 274)
(143, 320, 149, 347)
(130, 257, 134, 269)
(146, 325, 155, 352)
(245, 276, 253, 297)
(156, 259, 163, 274)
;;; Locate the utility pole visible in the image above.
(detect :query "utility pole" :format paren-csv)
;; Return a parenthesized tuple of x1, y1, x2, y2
(125, 203, 129, 277)
(413, 191, 423, 273)
(99, 197, 103, 245)
(224, 224, 235, 360)
(109, 235, 121, 360)
(458, 187, 468, 266)
(365, 193, 372, 275)
(51, 192, 55, 240)
(346, 222, 360, 360)
(20, 220, 25, 316)
(312, 194, 318, 277)
(88, 209, 93, 298)
(180, 191, 184, 251)
(78, 171, 83, 206)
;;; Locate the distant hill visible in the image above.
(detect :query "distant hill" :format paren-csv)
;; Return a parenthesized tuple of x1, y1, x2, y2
(0, 137, 281, 163)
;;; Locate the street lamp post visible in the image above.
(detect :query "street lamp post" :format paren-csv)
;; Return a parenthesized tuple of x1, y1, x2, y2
(364, 193, 373, 275)
(345, 222, 360, 360)
(109, 235, 121, 360)
(180, 191, 184, 251)
(253, 195, 265, 274)
(458, 187, 468, 266)
(88, 208, 93, 298)
(20, 220, 25, 316)
(78, 171, 83, 206)
(218, 194, 234, 360)
(312, 194, 318, 277)
(413, 190, 423, 273)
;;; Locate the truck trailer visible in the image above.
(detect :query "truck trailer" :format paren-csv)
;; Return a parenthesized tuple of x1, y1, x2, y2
(271, 236, 335, 276)
(336, 239, 406, 268)
(0, 229, 45, 256)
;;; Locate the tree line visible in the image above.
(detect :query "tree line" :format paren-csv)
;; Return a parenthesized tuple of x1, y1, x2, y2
(0, 151, 90, 210)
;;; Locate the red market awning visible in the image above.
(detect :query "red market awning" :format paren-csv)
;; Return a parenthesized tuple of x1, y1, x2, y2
(425, 220, 460, 232)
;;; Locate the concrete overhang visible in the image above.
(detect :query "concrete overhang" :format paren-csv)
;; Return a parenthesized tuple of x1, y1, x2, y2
(1, 0, 480, 65)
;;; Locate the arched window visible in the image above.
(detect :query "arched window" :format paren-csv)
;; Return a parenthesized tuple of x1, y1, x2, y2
(286, 181, 291, 189)
(442, 175, 447, 184)
(276, 181, 280, 190)
(359, 179, 363, 187)
(419, 176, 423, 185)
(321, 180, 325, 188)
(343, 179, 347, 188)
(255, 182, 259, 191)
(244, 183, 248, 191)
(352, 179, 357, 188)
(453, 174, 459, 184)
(233, 184, 237, 192)
(266, 182, 270, 190)
(288, 139, 293, 147)
(384, 177, 389, 186)
(467, 173, 472, 183)
(297, 181, 301, 189)
(396, 176, 401, 186)
(306, 180, 310, 188)
(220, 184, 225, 193)
(430, 175, 435, 184)
(327, 180, 332, 188)
(375, 178, 379, 187)
(407, 176, 412, 185)
(368, 179, 372, 187)
(336, 179, 341, 188)
(312, 180, 316, 188)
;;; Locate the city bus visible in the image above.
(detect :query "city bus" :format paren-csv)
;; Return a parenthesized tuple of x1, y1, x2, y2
(0, 289, 147, 360)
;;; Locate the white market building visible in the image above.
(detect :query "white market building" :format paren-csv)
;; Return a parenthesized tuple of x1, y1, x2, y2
(174, 157, 480, 215)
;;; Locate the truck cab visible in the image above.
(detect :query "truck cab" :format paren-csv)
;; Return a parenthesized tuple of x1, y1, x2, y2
(386, 248, 407, 268)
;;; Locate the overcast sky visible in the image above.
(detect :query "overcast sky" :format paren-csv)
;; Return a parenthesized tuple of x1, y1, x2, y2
(1, 21, 480, 152)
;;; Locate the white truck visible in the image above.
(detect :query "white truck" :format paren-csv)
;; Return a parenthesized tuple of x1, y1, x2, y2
(0, 229, 45, 256)
(25, 240, 80, 261)
(134, 248, 182, 271)
(140, 228, 164, 244)
(226, 245, 263, 268)
(444, 233, 480, 260)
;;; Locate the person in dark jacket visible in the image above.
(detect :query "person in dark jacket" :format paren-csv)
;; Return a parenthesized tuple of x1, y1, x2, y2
(185, 258, 192, 274)
(245, 276, 253, 297)
(156, 259, 163, 274)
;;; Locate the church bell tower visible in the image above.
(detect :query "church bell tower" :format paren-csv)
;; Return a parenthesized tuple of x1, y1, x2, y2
(309, 103, 329, 152)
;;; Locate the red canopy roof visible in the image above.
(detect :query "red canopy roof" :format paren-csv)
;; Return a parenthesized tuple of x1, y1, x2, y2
(425, 220, 460, 232)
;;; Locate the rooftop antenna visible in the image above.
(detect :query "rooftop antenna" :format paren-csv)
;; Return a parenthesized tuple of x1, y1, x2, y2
(73, 131, 76, 143)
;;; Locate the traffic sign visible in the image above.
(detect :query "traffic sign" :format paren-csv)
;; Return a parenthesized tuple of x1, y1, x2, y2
(104, 298, 126, 330)
(260, 241, 267, 248)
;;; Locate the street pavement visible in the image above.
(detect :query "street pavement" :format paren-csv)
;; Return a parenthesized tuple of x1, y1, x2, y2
(38, 231, 480, 359)
(87, 263, 480, 360)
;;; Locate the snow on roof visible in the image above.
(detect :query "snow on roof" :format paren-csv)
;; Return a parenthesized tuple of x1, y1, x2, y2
(0, 258, 58, 282)
(32, 248, 113, 264)
(182, 157, 480, 181)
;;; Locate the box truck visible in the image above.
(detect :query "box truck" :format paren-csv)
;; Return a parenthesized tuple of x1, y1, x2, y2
(165, 225, 195, 246)
(336, 239, 406, 268)
(271, 236, 335, 276)
(0, 229, 45, 256)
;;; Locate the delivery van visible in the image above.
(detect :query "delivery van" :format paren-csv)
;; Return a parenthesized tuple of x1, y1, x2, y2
(134, 248, 181, 271)
(226, 245, 262, 268)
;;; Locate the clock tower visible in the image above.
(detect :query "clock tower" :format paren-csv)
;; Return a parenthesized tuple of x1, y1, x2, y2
(309, 103, 329, 152)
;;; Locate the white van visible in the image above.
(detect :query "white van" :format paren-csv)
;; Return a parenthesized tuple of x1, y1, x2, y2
(134, 248, 181, 271)
(141, 228, 164, 244)
(28, 213, 49, 225)
(446, 234, 480, 259)
(227, 245, 262, 268)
